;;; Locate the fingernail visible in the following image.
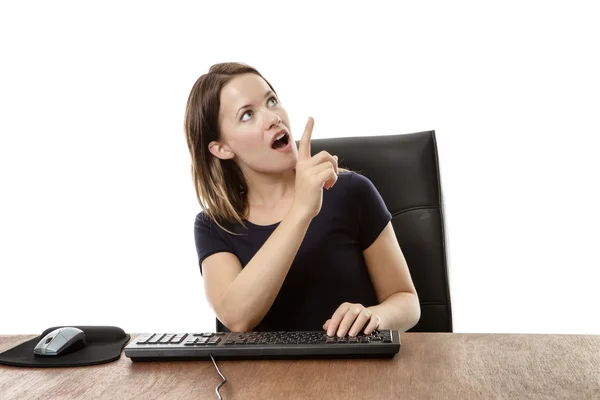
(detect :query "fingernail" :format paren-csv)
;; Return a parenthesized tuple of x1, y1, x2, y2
(333, 155, 338, 160)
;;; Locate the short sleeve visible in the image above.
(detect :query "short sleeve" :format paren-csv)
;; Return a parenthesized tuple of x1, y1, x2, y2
(348, 172, 392, 251)
(194, 212, 233, 275)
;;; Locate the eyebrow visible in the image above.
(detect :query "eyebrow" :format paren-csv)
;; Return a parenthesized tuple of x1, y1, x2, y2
(236, 91, 275, 118)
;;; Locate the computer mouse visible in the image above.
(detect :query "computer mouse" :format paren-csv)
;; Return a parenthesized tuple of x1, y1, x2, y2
(33, 327, 87, 356)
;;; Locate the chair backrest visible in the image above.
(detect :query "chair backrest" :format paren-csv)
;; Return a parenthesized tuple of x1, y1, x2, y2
(216, 130, 452, 332)
(311, 130, 452, 332)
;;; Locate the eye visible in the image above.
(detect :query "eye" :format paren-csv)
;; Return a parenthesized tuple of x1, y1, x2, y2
(240, 96, 278, 122)
(241, 110, 253, 122)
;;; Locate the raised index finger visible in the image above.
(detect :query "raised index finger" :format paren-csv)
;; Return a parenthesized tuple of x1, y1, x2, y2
(298, 117, 314, 161)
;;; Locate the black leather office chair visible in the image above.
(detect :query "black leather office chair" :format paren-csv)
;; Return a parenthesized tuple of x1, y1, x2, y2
(216, 130, 453, 332)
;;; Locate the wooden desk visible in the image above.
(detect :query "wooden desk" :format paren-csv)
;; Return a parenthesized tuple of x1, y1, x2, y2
(1, 333, 598, 399)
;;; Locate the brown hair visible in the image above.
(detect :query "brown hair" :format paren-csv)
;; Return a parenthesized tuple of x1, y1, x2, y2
(184, 62, 347, 234)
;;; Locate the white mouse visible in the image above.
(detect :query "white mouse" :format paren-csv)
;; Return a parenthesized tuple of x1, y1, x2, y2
(33, 327, 87, 356)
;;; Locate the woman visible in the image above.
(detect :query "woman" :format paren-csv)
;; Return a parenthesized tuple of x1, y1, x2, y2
(185, 62, 420, 337)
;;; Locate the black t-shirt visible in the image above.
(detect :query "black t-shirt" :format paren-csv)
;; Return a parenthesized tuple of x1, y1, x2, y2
(194, 171, 392, 331)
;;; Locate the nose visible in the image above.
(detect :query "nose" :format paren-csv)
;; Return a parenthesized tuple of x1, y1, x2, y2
(264, 111, 282, 130)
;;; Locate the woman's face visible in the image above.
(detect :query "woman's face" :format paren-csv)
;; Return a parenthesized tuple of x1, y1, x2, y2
(211, 73, 297, 173)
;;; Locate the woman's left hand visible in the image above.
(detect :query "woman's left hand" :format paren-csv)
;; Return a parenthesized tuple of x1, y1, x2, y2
(323, 302, 381, 337)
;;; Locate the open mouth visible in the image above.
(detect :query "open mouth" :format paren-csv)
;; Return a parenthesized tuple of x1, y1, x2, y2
(271, 132, 290, 150)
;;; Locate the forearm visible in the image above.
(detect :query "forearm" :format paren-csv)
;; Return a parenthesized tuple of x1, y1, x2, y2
(219, 209, 311, 331)
(368, 292, 421, 332)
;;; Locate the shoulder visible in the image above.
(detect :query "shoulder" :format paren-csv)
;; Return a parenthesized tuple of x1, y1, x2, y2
(330, 171, 383, 210)
(194, 211, 212, 228)
(339, 171, 377, 194)
(328, 171, 377, 198)
(341, 171, 389, 215)
(195, 211, 240, 238)
(194, 211, 225, 233)
(194, 211, 233, 249)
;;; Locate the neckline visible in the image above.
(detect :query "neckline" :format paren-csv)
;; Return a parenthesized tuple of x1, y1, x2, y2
(242, 219, 282, 230)
(241, 176, 340, 230)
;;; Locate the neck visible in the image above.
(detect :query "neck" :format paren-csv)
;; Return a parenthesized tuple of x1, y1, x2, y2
(243, 169, 296, 208)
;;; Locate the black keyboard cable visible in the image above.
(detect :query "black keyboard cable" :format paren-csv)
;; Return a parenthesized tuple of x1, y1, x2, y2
(209, 353, 227, 400)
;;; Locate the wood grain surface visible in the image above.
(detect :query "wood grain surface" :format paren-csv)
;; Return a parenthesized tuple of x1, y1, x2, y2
(1, 333, 599, 400)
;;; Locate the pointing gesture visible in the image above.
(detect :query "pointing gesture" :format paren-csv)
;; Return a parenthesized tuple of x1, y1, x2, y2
(298, 116, 314, 161)
(290, 117, 339, 222)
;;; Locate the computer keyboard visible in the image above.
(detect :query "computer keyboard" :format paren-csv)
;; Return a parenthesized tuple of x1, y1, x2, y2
(124, 330, 401, 361)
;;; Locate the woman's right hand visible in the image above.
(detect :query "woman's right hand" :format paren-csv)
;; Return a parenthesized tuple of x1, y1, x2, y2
(290, 117, 339, 222)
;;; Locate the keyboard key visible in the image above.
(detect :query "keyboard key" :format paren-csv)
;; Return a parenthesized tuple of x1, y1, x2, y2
(144, 334, 156, 343)
(135, 335, 152, 344)
(159, 334, 175, 344)
(170, 334, 187, 344)
(147, 334, 165, 344)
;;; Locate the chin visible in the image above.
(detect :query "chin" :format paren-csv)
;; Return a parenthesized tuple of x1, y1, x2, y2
(278, 160, 297, 173)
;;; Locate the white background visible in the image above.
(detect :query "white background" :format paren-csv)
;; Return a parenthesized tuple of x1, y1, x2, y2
(1, 1, 598, 335)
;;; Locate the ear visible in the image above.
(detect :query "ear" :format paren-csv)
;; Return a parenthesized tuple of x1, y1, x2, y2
(208, 141, 235, 160)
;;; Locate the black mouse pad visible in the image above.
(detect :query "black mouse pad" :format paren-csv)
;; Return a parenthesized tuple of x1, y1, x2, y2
(0, 326, 131, 368)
